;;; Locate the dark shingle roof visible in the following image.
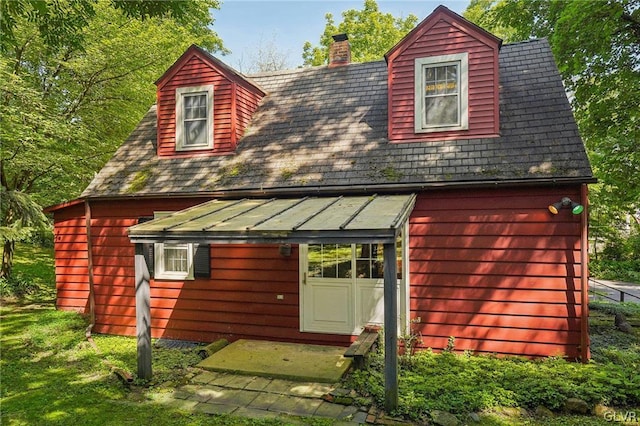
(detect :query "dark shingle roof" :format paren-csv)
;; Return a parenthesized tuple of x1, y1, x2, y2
(82, 39, 593, 199)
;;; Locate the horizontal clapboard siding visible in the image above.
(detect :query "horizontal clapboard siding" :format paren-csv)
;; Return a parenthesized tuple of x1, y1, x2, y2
(54, 198, 352, 347)
(157, 55, 234, 156)
(388, 16, 499, 142)
(408, 186, 584, 358)
(53, 203, 89, 312)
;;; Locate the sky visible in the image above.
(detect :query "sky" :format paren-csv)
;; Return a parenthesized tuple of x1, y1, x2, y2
(211, 0, 471, 71)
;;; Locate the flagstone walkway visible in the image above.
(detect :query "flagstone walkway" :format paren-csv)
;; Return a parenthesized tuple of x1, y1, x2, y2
(164, 370, 371, 424)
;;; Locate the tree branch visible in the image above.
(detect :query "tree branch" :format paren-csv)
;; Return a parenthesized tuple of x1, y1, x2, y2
(621, 13, 640, 43)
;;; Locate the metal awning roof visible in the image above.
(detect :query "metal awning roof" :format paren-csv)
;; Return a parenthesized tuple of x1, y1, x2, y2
(128, 194, 416, 244)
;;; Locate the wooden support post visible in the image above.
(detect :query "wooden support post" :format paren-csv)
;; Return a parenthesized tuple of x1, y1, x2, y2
(383, 242, 398, 411)
(135, 243, 152, 380)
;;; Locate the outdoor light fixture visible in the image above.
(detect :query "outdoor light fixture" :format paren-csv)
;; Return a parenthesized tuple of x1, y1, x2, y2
(279, 244, 292, 257)
(548, 197, 584, 215)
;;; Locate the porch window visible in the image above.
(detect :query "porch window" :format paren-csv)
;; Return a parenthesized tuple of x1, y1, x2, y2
(415, 53, 468, 132)
(175, 84, 213, 151)
(308, 244, 352, 278)
(307, 241, 402, 280)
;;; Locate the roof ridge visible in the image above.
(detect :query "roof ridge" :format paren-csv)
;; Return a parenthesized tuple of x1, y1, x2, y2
(247, 59, 386, 78)
(502, 37, 547, 47)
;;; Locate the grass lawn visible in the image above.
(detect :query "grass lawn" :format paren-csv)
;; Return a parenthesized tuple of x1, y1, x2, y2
(2, 243, 640, 425)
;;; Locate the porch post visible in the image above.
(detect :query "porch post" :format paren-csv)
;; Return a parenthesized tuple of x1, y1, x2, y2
(383, 242, 398, 411)
(135, 243, 152, 380)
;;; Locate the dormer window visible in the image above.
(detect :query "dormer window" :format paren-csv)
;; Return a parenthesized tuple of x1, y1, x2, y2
(176, 84, 213, 151)
(414, 53, 468, 133)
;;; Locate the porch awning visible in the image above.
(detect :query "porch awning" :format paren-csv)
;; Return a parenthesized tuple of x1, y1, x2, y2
(128, 194, 416, 244)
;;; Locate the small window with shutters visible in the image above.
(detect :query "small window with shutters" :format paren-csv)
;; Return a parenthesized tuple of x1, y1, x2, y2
(137, 215, 210, 280)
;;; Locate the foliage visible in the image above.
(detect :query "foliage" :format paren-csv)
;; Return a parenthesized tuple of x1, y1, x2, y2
(590, 259, 640, 283)
(348, 303, 640, 420)
(1, 0, 226, 279)
(0, 188, 50, 277)
(302, 0, 418, 66)
(349, 347, 640, 420)
(1, 242, 55, 301)
(464, 0, 640, 267)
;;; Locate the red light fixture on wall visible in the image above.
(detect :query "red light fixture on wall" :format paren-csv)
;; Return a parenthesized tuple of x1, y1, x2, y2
(548, 197, 584, 215)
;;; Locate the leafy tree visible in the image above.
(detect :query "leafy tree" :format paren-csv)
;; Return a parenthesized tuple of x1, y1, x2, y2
(464, 0, 640, 258)
(302, 0, 418, 66)
(1, 0, 226, 278)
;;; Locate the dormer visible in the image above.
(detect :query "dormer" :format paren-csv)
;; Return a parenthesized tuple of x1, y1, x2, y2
(155, 45, 266, 157)
(385, 6, 502, 142)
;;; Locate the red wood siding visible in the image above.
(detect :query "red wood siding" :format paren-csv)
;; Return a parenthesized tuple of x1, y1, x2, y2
(55, 198, 352, 347)
(408, 186, 585, 358)
(156, 54, 263, 158)
(53, 203, 89, 312)
(387, 14, 500, 142)
(235, 83, 261, 143)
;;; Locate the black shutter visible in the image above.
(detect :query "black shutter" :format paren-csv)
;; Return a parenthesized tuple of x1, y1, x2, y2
(137, 217, 154, 278)
(194, 244, 210, 278)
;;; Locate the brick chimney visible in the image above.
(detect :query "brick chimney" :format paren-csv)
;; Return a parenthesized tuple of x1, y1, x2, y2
(329, 34, 351, 67)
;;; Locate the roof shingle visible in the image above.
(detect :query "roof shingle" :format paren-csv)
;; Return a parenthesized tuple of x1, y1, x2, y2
(82, 38, 593, 199)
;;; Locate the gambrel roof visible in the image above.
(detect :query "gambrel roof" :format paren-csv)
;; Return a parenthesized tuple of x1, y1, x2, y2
(82, 39, 594, 199)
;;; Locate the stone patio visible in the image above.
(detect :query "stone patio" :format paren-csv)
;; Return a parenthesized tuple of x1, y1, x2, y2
(167, 370, 370, 424)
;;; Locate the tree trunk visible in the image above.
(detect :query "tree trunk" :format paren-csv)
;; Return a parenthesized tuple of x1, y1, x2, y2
(1, 240, 15, 279)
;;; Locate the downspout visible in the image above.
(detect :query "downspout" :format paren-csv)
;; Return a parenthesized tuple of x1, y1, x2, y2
(580, 184, 590, 362)
(84, 200, 97, 347)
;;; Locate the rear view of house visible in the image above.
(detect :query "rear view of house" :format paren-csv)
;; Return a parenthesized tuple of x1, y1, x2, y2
(46, 6, 594, 365)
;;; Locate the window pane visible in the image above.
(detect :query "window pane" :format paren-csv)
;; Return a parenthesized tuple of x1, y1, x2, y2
(425, 95, 458, 125)
(164, 244, 188, 273)
(184, 94, 207, 119)
(309, 244, 352, 278)
(185, 120, 207, 146)
(308, 244, 322, 277)
(356, 259, 370, 278)
(445, 65, 458, 94)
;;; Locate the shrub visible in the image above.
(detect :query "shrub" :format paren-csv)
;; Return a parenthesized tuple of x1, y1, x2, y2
(346, 348, 640, 419)
(0, 272, 39, 298)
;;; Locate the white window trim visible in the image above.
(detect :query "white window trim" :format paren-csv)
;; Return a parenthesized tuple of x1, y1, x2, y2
(154, 242, 194, 280)
(414, 53, 469, 133)
(175, 84, 214, 151)
(153, 212, 195, 280)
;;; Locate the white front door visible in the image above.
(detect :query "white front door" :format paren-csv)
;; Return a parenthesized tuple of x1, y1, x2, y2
(300, 239, 407, 335)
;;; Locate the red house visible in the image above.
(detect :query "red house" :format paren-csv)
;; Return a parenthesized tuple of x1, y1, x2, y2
(46, 6, 595, 370)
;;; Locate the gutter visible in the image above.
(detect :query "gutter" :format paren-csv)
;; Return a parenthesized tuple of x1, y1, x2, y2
(83, 176, 598, 202)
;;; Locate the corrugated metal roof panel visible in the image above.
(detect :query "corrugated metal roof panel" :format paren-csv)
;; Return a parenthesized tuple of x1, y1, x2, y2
(128, 194, 416, 244)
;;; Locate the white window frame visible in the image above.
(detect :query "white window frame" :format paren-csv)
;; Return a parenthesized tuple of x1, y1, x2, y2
(175, 84, 214, 151)
(414, 53, 469, 133)
(153, 212, 195, 280)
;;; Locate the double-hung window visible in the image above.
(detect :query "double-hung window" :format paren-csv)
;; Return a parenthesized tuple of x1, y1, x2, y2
(176, 84, 213, 151)
(415, 53, 468, 132)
